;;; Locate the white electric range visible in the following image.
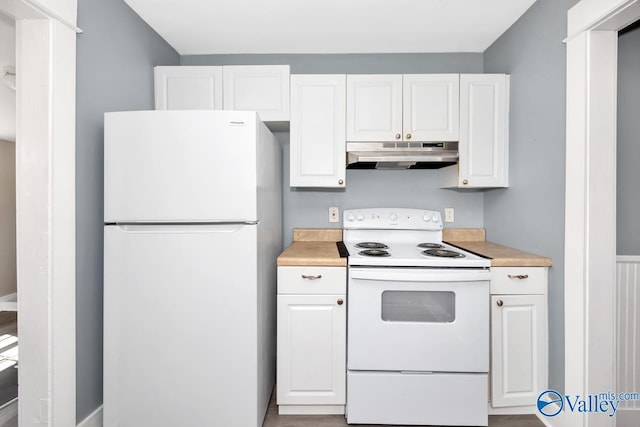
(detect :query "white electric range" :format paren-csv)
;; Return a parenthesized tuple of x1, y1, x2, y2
(344, 208, 491, 426)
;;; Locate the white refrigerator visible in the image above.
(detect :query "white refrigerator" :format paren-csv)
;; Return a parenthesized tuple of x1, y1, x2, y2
(103, 110, 282, 427)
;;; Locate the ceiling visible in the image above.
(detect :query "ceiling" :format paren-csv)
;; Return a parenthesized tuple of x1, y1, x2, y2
(124, 0, 538, 55)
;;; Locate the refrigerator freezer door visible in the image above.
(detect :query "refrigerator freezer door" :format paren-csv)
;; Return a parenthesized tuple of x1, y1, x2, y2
(103, 223, 264, 426)
(105, 110, 259, 222)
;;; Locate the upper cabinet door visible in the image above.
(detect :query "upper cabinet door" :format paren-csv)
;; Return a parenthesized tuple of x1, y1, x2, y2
(458, 74, 509, 188)
(346, 75, 402, 141)
(223, 65, 290, 122)
(154, 66, 223, 110)
(290, 75, 346, 188)
(403, 74, 459, 142)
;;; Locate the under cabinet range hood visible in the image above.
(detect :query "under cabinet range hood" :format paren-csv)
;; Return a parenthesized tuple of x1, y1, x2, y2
(346, 141, 459, 170)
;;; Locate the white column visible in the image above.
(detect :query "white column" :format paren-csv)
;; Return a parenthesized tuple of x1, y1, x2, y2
(563, 28, 617, 427)
(16, 17, 76, 426)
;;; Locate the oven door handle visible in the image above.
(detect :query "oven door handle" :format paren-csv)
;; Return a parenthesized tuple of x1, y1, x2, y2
(350, 268, 491, 283)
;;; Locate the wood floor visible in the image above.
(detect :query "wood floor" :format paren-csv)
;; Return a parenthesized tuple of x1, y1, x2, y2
(263, 392, 546, 427)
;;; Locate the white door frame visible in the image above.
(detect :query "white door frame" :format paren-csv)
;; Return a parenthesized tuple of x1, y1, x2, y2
(0, 0, 79, 425)
(564, 1, 640, 427)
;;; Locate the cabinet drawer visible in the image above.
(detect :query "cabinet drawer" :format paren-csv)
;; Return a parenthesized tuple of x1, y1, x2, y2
(278, 267, 346, 294)
(490, 267, 547, 295)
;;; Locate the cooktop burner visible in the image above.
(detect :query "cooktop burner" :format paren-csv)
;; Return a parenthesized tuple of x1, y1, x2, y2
(355, 242, 389, 249)
(359, 249, 391, 257)
(417, 242, 445, 249)
(343, 209, 489, 268)
(421, 249, 466, 258)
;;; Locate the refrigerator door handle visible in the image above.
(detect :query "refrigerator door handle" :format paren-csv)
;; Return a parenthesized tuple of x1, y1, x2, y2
(114, 222, 259, 233)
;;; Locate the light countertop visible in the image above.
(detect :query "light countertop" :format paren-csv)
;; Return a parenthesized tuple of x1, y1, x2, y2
(277, 229, 346, 267)
(444, 228, 552, 267)
(277, 228, 551, 268)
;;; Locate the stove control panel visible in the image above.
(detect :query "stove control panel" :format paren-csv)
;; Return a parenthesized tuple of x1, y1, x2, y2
(343, 208, 443, 230)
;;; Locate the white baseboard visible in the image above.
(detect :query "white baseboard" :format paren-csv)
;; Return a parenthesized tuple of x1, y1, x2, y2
(536, 413, 555, 427)
(77, 405, 103, 427)
(278, 404, 345, 415)
(0, 398, 18, 425)
(0, 293, 17, 312)
(488, 404, 536, 415)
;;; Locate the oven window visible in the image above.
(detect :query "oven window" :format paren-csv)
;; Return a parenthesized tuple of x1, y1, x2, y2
(381, 291, 455, 323)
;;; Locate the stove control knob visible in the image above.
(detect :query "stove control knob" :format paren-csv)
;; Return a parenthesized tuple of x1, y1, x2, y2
(389, 213, 398, 222)
(423, 214, 431, 222)
(356, 213, 365, 221)
(431, 215, 439, 223)
(347, 213, 355, 222)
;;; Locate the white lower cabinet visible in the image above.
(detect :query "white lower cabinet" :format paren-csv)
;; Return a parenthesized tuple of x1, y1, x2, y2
(277, 266, 346, 414)
(490, 267, 548, 412)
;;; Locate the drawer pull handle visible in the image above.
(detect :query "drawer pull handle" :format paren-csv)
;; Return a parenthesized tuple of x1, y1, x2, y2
(497, 300, 504, 307)
(301, 274, 322, 280)
(508, 274, 529, 280)
(337, 298, 344, 305)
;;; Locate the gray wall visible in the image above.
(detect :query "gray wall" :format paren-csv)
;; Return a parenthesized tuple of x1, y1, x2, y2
(483, 0, 580, 393)
(617, 26, 640, 255)
(0, 140, 16, 298)
(183, 53, 486, 245)
(76, 0, 179, 421)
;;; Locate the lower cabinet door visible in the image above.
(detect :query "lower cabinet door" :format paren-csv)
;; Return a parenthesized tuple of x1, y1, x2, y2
(491, 294, 548, 407)
(277, 294, 346, 405)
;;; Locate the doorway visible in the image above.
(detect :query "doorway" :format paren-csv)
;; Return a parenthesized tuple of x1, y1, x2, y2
(0, 11, 17, 426)
(616, 19, 640, 427)
(0, 1, 78, 425)
(565, 1, 640, 427)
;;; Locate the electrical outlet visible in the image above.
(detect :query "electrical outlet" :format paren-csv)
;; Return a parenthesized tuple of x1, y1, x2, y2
(329, 207, 340, 223)
(444, 208, 455, 223)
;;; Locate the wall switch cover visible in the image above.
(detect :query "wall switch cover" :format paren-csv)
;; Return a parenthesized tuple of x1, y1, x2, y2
(329, 207, 340, 223)
(444, 208, 455, 223)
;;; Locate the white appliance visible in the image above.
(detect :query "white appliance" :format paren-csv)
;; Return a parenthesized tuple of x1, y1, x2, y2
(344, 208, 491, 426)
(103, 110, 282, 427)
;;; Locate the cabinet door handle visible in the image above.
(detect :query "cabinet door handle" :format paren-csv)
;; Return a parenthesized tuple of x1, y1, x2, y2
(462, 179, 469, 185)
(337, 298, 344, 305)
(301, 274, 322, 280)
(496, 300, 504, 307)
(406, 133, 412, 140)
(338, 179, 344, 185)
(507, 274, 529, 279)
(395, 133, 401, 140)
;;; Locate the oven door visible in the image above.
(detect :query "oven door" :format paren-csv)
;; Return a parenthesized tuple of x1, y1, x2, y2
(348, 267, 490, 373)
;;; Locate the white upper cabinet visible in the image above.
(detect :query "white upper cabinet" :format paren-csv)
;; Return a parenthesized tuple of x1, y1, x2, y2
(223, 65, 290, 123)
(347, 74, 459, 142)
(403, 74, 459, 141)
(346, 75, 403, 141)
(154, 65, 290, 125)
(290, 75, 346, 188)
(440, 74, 509, 188)
(154, 66, 223, 110)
